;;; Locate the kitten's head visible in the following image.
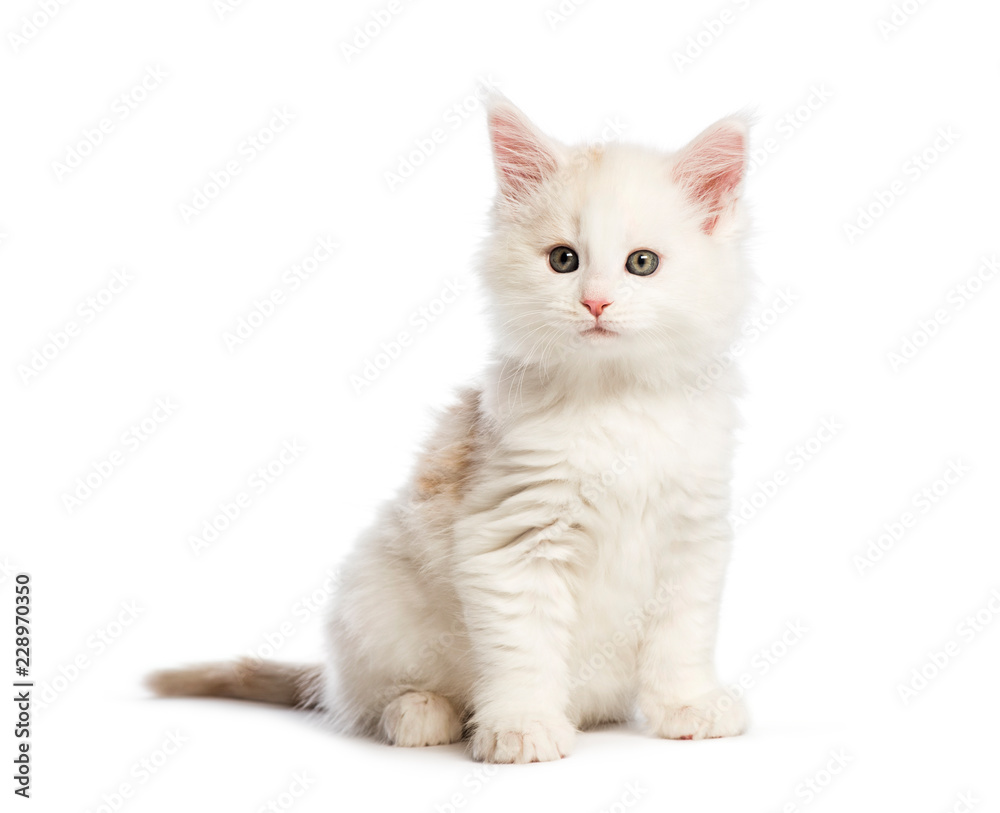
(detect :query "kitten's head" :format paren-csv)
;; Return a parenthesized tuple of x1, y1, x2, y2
(479, 95, 751, 384)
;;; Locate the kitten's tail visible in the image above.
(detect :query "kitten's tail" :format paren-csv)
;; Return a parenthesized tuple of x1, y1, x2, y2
(146, 658, 323, 710)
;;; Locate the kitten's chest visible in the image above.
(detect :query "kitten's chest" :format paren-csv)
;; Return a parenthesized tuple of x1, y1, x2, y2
(549, 393, 729, 502)
(487, 386, 736, 538)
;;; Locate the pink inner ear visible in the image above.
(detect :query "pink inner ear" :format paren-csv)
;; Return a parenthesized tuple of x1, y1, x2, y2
(673, 124, 747, 233)
(489, 109, 557, 201)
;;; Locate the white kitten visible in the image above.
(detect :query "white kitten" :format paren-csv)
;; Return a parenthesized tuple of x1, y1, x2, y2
(149, 95, 753, 763)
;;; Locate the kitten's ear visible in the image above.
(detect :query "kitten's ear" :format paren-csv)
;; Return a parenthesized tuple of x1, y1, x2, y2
(671, 116, 750, 234)
(486, 95, 560, 204)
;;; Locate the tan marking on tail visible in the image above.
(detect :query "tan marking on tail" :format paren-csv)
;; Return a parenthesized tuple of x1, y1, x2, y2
(146, 658, 322, 709)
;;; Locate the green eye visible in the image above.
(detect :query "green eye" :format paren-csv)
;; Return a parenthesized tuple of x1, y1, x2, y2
(626, 250, 659, 276)
(549, 246, 579, 273)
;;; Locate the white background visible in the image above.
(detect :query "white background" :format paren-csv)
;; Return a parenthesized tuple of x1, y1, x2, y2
(3, 0, 999, 810)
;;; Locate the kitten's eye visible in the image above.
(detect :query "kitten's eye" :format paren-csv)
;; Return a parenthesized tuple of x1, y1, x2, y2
(625, 249, 659, 277)
(548, 246, 579, 273)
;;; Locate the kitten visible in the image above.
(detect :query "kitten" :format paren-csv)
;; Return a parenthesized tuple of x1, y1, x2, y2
(149, 94, 753, 763)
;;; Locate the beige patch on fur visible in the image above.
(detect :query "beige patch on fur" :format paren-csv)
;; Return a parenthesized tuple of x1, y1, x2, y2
(413, 388, 482, 503)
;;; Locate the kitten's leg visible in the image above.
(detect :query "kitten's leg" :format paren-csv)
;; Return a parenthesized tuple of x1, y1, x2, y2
(325, 525, 472, 742)
(637, 512, 748, 740)
(456, 518, 581, 763)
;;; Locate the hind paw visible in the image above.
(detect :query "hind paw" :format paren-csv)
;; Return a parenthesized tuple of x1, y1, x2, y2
(381, 691, 463, 747)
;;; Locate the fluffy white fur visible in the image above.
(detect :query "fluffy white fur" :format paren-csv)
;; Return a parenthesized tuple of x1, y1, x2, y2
(323, 96, 752, 761)
(149, 95, 753, 764)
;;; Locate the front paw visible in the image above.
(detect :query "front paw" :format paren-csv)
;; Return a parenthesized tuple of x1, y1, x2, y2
(470, 715, 575, 763)
(647, 689, 748, 740)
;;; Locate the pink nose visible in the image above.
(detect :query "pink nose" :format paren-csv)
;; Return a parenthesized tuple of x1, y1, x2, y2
(582, 298, 612, 317)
